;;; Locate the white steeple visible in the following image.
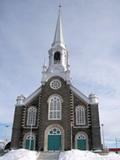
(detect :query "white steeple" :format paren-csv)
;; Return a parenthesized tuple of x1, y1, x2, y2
(52, 5, 65, 49)
(41, 5, 70, 84)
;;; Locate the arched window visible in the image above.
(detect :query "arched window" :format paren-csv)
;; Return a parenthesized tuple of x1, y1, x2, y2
(48, 95, 63, 120)
(76, 106, 86, 125)
(27, 106, 37, 126)
(54, 52, 61, 64)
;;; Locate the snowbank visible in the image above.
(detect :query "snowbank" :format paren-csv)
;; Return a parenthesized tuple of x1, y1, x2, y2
(59, 149, 120, 160)
(0, 141, 6, 150)
(0, 149, 120, 160)
(0, 149, 38, 160)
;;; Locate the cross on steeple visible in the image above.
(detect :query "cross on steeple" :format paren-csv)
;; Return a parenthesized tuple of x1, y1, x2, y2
(58, 4, 62, 9)
(52, 2, 65, 48)
(58, 1, 62, 15)
(41, 4, 70, 84)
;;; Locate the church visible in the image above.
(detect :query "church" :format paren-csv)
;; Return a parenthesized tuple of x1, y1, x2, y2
(11, 7, 101, 151)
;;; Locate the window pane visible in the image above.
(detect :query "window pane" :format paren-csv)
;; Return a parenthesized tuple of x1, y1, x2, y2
(27, 107, 37, 126)
(48, 96, 62, 120)
(76, 106, 85, 125)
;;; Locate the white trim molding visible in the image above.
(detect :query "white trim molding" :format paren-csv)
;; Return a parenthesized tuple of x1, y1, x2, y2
(75, 131, 89, 150)
(70, 85, 90, 104)
(23, 132, 36, 150)
(44, 124, 64, 151)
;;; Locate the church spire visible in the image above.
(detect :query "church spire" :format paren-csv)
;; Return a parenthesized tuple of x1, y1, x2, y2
(41, 5, 70, 84)
(52, 5, 65, 48)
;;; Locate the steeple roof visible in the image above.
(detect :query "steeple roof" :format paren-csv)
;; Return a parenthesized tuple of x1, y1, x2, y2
(52, 5, 65, 48)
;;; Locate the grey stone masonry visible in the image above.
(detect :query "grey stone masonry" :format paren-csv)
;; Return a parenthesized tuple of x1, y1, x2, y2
(38, 76, 72, 151)
(90, 104, 101, 150)
(11, 76, 102, 151)
(11, 105, 24, 149)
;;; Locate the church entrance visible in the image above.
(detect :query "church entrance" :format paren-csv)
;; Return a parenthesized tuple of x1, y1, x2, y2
(75, 132, 88, 150)
(25, 138, 34, 150)
(24, 134, 35, 150)
(77, 138, 86, 150)
(48, 127, 61, 151)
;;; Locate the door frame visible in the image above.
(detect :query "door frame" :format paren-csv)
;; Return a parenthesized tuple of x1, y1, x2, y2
(75, 132, 89, 150)
(23, 132, 36, 150)
(48, 134, 61, 151)
(44, 124, 64, 151)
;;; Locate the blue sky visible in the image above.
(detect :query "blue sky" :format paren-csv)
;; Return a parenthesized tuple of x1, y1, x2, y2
(0, 0, 120, 148)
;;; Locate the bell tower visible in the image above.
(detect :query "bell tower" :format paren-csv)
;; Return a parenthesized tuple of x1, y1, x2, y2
(41, 5, 70, 84)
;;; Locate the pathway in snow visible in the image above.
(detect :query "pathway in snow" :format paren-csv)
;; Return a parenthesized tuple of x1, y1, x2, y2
(37, 152, 60, 160)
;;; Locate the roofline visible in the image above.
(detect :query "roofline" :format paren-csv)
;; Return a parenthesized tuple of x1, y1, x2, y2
(23, 84, 94, 106)
(23, 86, 41, 105)
(70, 84, 90, 104)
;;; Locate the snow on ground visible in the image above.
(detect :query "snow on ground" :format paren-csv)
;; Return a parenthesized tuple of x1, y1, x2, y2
(0, 149, 38, 160)
(59, 149, 120, 160)
(0, 149, 120, 160)
(0, 141, 6, 150)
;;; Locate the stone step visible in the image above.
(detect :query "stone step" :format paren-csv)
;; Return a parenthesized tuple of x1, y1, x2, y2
(37, 152, 60, 160)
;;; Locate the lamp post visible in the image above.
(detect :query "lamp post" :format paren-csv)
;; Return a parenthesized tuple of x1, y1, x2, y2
(4, 124, 10, 143)
(101, 123, 105, 149)
(115, 138, 118, 153)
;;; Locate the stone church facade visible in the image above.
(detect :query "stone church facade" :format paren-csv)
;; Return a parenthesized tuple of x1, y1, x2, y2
(11, 8, 101, 151)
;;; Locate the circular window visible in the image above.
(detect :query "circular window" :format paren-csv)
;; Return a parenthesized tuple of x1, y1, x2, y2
(50, 79, 61, 90)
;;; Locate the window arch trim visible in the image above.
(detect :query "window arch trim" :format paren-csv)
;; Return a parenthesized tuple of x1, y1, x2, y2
(47, 94, 63, 103)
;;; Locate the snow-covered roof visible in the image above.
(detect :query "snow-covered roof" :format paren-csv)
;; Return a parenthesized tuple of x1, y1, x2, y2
(23, 87, 41, 105)
(21, 84, 97, 106)
(70, 85, 90, 104)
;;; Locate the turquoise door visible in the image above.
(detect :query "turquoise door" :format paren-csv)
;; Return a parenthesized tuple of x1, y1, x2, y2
(25, 139, 34, 150)
(77, 139, 86, 150)
(48, 135, 61, 150)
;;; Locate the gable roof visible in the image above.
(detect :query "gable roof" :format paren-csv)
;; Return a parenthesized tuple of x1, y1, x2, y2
(70, 84, 90, 104)
(23, 86, 41, 105)
(23, 84, 90, 106)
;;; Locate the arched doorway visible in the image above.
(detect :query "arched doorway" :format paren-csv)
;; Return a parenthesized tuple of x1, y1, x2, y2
(23, 133, 35, 150)
(44, 124, 64, 151)
(75, 132, 88, 150)
(48, 127, 61, 151)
